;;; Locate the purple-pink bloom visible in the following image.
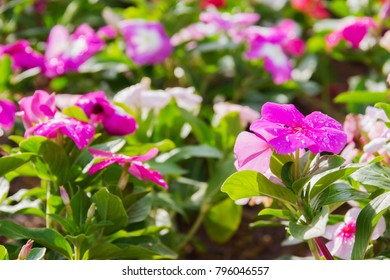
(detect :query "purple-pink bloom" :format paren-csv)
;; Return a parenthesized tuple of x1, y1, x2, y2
(19, 90, 56, 129)
(250, 102, 347, 154)
(0, 99, 16, 130)
(75, 91, 137, 136)
(44, 24, 105, 77)
(119, 20, 172, 65)
(200, 10, 260, 31)
(324, 208, 386, 260)
(25, 117, 95, 149)
(0, 40, 44, 71)
(88, 148, 168, 189)
(325, 17, 377, 49)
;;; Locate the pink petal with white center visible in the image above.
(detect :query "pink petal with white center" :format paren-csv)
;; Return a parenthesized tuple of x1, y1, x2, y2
(234, 131, 273, 173)
(326, 235, 355, 260)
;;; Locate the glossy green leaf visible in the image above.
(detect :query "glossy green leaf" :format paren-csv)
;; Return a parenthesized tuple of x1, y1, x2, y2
(26, 247, 46, 260)
(258, 208, 292, 220)
(250, 220, 285, 228)
(62, 106, 89, 122)
(334, 91, 389, 104)
(0, 220, 73, 259)
(92, 188, 128, 234)
(289, 206, 329, 240)
(0, 245, 9, 260)
(204, 198, 242, 243)
(221, 170, 297, 205)
(352, 192, 390, 260)
(312, 183, 369, 210)
(351, 163, 390, 190)
(0, 153, 36, 177)
(270, 153, 293, 180)
(70, 189, 90, 227)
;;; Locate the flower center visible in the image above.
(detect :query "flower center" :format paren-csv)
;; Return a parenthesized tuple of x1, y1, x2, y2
(338, 221, 356, 239)
(92, 104, 104, 114)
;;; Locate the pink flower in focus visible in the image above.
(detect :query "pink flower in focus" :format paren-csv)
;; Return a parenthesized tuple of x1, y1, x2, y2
(291, 0, 329, 19)
(234, 131, 273, 173)
(119, 20, 172, 65)
(250, 102, 347, 154)
(0, 40, 44, 71)
(75, 91, 137, 136)
(44, 24, 105, 77)
(324, 208, 386, 259)
(19, 90, 56, 128)
(88, 148, 168, 189)
(0, 99, 16, 130)
(26, 117, 95, 149)
(325, 17, 377, 49)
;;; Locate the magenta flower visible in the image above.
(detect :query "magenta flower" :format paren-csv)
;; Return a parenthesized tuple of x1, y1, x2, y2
(325, 17, 377, 49)
(0, 40, 44, 71)
(19, 90, 56, 128)
(25, 117, 95, 149)
(324, 208, 386, 260)
(75, 91, 137, 136)
(119, 20, 172, 65)
(44, 24, 105, 77)
(250, 102, 347, 154)
(88, 148, 168, 189)
(0, 99, 16, 130)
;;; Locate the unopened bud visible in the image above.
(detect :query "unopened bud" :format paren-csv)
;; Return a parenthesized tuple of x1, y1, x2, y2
(86, 203, 96, 224)
(60, 186, 70, 205)
(18, 240, 34, 260)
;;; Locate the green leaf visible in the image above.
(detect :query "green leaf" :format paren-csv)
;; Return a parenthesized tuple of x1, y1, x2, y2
(204, 198, 242, 243)
(281, 161, 294, 187)
(289, 206, 329, 240)
(258, 208, 292, 220)
(26, 247, 46, 260)
(334, 91, 389, 104)
(0, 154, 35, 177)
(351, 163, 390, 190)
(158, 145, 223, 163)
(0, 220, 73, 259)
(270, 153, 293, 179)
(221, 170, 297, 205)
(70, 189, 90, 227)
(180, 109, 214, 145)
(250, 220, 285, 228)
(0, 245, 9, 260)
(92, 188, 128, 234)
(306, 163, 364, 199)
(0, 177, 10, 204)
(62, 106, 89, 122)
(0, 55, 12, 91)
(126, 195, 151, 224)
(352, 192, 390, 260)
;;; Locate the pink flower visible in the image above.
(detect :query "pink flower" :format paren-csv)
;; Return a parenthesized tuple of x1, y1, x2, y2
(324, 208, 386, 259)
(325, 17, 377, 49)
(119, 20, 172, 65)
(213, 102, 260, 127)
(44, 24, 105, 77)
(200, 0, 226, 9)
(0, 40, 44, 71)
(199, 10, 260, 32)
(97, 25, 117, 40)
(75, 91, 137, 136)
(19, 90, 56, 128)
(291, 0, 329, 19)
(26, 117, 95, 149)
(250, 102, 347, 154)
(234, 131, 273, 173)
(88, 148, 168, 189)
(0, 99, 16, 130)
(17, 239, 34, 260)
(170, 22, 217, 46)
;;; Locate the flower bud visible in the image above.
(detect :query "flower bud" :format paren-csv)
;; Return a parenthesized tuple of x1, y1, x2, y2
(86, 203, 96, 224)
(18, 240, 34, 260)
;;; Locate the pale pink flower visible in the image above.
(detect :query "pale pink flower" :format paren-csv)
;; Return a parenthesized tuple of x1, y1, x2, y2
(213, 102, 260, 127)
(324, 207, 386, 259)
(17, 240, 34, 260)
(88, 148, 168, 188)
(380, 30, 390, 52)
(199, 10, 260, 32)
(170, 22, 217, 46)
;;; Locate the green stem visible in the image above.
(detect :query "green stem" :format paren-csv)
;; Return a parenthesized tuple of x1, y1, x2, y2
(45, 180, 53, 229)
(301, 152, 316, 177)
(177, 203, 211, 251)
(74, 245, 81, 260)
(294, 150, 300, 180)
(308, 239, 321, 260)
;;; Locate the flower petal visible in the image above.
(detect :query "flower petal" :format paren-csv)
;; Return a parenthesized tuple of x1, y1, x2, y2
(102, 111, 137, 136)
(129, 163, 168, 188)
(0, 99, 16, 129)
(88, 158, 119, 175)
(261, 102, 305, 128)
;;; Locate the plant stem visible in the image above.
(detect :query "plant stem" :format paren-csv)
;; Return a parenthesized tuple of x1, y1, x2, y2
(315, 237, 334, 260)
(177, 203, 210, 251)
(118, 163, 130, 191)
(74, 245, 81, 260)
(294, 150, 300, 180)
(45, 180, 53, 229)
(301, 152, 315, 177)
(308, 239, 321, 260)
